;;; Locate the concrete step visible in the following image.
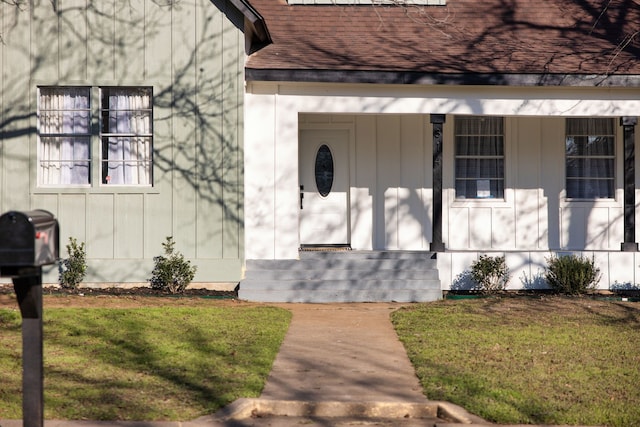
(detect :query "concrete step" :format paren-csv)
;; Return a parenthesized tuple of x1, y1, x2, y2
(246, 258, 437, 271)
(239, 251, 442, 303)
(243, 268, 439, 280)
(239, 279, 441, 291)
(298, 250, 437, 260)
(239, 288, 443, 303)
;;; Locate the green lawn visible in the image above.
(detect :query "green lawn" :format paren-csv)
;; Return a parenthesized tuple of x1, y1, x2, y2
(392, 296, 640, 427)
(3, 295, 638, 426)
(0, 305, 290, 421)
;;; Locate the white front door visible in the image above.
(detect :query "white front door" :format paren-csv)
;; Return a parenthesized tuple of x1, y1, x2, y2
(299, 129, 350, 246)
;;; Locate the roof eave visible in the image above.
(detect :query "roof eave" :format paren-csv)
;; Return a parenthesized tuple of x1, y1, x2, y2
(226, 0, 272, 54)
(245, 69, 640, 87)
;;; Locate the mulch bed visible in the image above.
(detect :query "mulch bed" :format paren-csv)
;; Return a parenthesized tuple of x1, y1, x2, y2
(0, 283, 237, 298)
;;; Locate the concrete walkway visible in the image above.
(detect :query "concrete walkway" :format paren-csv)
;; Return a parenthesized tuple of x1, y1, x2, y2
(261, 303, 429, 402)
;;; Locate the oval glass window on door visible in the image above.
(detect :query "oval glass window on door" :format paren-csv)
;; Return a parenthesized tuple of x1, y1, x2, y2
(314, 144, 334, 197)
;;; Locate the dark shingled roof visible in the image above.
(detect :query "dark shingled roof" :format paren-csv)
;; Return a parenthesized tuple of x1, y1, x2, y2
(245, 0, 640, 85)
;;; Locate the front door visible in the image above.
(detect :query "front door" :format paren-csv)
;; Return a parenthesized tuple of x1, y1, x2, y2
(299, 129, 349, 246)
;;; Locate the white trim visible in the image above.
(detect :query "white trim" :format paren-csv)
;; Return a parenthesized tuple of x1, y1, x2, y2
(246, 82, 640, 117)
(438, 250, 640, 291)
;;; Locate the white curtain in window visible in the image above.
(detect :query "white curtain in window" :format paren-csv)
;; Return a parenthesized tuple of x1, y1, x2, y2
(106, 89, 151, 185)
(566, 118, 615, 198)
(39, 89, 90, 185)
(454, 116, 504, 199)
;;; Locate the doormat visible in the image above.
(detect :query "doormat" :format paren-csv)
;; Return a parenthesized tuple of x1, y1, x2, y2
(299, 246, 352, 252)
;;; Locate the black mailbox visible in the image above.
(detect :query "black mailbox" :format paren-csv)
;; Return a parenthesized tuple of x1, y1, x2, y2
(0, 209, 59, 427)
(0, 210, 59, 270)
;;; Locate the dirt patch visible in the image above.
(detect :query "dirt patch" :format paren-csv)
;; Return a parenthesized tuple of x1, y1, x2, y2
(438, 292, 640, 327)
(2, 284, 638, 312)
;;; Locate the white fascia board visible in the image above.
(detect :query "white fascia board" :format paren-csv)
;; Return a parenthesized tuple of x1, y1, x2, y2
(246, 82, 640, 117)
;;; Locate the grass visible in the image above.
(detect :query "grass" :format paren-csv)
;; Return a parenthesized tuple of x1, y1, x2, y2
(392, 296, 640, 427)
(0, 304, 291, 421)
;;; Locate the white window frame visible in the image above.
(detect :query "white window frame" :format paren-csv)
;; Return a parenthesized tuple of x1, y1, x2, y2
(100, 87, 153, 187)
(454, 116, 505, 200)
(565, 118, 616, 200)
(36, 86, 154, 188)
(37, 87, 92, 187)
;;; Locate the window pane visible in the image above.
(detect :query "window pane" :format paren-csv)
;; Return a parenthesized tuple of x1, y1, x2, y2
(38, 88, 91, 185)
(566, 158, 614, 178)
(567, 179, 615, 199)
(455, 179, 504, 199)
(314, 144, 334, 197)
(566, 118, 615, 135)
(566, 136, 614, 156)
(100, 87, 153, 185)
(455, 116, 503, 135)
(565, 118, 615, 199)
(102, 136, 152, 185)
(456, 136, 504, 156)
(455, 116, 505, 199)
(455, 159, 504, 179)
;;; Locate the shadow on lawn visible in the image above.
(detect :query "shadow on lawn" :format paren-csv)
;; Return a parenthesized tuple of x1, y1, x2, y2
(43, 308, 282, 420)
(461, 293, 640, 326)
(586, 301, 640, 328)
(417, 360, 553, 425)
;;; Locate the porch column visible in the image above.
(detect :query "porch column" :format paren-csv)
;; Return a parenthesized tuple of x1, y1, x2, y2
(430, 114, 446, 252)
(621, 116, 638, 252)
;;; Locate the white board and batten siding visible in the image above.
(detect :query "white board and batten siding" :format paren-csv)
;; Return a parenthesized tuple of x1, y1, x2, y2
(0, 1, 245, 285)
(244, 82, 640, 289)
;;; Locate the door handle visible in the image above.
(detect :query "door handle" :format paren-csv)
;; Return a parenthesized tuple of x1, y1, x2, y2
(300, 185, 304, 209)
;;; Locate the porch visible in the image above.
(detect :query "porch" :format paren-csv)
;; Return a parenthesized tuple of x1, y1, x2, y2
(243, 83, 640, 297)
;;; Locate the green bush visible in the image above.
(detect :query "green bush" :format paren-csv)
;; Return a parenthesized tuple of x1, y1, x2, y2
(150, 236, 197, 294)
(58, 237, 87, 289)
(545, 254, 600, 294)
(470, 254, 510, 293)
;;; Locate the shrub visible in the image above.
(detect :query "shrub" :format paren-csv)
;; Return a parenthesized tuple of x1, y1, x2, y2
(150, 236, 197, 294)
(58, 237, 87, 289)
(470, 254, 510, 293)
(545, 254, 600, 294)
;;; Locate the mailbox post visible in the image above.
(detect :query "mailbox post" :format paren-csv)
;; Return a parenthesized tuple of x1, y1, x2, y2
(0, 210, 59, 427)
